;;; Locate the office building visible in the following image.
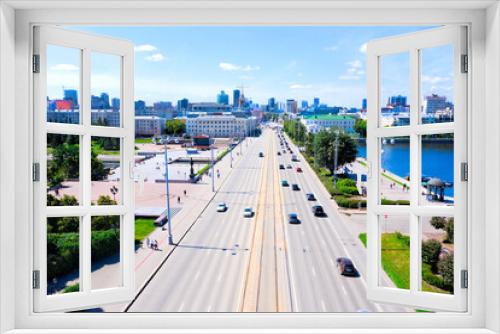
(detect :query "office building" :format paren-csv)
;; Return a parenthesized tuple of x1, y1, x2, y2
(301, 114, 356, 134)
(216, 90, 229, 105)
(111, 98, 120, 111)
(186, 114, 257, 138)
(425, 94, 448, 114)
(233, 89, 241, 107)
(63, 89, 78, 108)
(135, 116, 166, 136)
(286, 99, 298, 114)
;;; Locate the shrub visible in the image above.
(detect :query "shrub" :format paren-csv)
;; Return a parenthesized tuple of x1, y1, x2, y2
(91, 230, 120, 261)
(444, 217, 454, 243)
(334, 195, 367, 208)
(381, 199, 410, 205)
(438, 253, 454, 292)
(337, 178, 356, 188)
(422, 265, 447, 291)
(422, 239, 442, 272)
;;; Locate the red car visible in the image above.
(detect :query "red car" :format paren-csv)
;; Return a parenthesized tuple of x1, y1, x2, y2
(296, 167, 303, 173)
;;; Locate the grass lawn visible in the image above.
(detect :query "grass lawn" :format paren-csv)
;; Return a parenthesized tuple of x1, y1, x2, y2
(135, 137, 153, 144)
(135, 218, 156, 244)
(358, 232, 450, 294)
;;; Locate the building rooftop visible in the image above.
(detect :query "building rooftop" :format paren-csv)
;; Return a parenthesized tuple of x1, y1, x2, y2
(302, 114, 354, 121)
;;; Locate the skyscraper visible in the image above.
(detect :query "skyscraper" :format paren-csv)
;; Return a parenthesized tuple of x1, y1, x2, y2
(313, 97, 320, 109)
(63, 89, 78, 108)
(111, 98, 120, 111)
(286, 99, 298, 114)
(177, 98, 189, 116)
(268, 97, 276, 111)
(425, 94, 448, 114)
(100, 93, 110, 109)
(362, 98, 367, 110)
(233, 89, 241, 108)
(389, 95, 407, 107)
(217, 90, 229, 105)
(301, 100, 308, 109)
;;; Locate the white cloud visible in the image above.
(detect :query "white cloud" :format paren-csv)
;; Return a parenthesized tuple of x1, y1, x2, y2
(219, 62, 260, 72)
(289, 83, 312, 89)
(359, 43, 367, 53)
(145, 53, 165, 62)
(421, 75, 450, 85)
(134, 44, 157, 52)
(324, 45, 339, 52)
(347, 60, 363, 68)
(339, 75, 361, 81)
(50, 64, 79, 71)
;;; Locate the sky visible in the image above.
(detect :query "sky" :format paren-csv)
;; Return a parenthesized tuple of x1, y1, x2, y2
(46, 26, 453, 109)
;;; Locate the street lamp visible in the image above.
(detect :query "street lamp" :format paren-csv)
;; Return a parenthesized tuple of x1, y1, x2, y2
(163, 143, 174, 245)
(210, 130, 215, 193)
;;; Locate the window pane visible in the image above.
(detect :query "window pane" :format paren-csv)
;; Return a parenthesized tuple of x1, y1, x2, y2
(91, 215, 122, 290)
(47, 217, 80, 295)
(91, 136, 121, 205)
(47, 134, 81, 206)
(420, 216, 454, 294)
(91, 52, 121, 127)
(379, 214, 410, 290)
(379, 136, 410, 205)
(379, 52, 410, 127)
(420, 134, 454, 206)
(46, 44, 81, 124)
(420, 45, 454, 124)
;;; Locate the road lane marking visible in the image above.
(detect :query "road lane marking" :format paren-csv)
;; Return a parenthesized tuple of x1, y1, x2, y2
(311, 266, 317, 277)
(178, 302, 185, 312)
(321, 299, 327, 312)
(341, 285, 348, 296)
(194, 270, 200, 281)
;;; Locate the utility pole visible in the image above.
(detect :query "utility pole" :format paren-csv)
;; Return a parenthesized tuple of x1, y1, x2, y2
(164, 144, 174, 245)
(230, 131, 233, 168)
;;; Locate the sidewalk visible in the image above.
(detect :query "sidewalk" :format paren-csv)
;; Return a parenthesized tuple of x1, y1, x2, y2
(99, 138, 250, 312)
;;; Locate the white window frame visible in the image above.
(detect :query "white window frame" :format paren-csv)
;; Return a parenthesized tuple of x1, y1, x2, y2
(0, 1, 498, 333)
(366, 26, 468, 312)
(32, 26, 136, 312)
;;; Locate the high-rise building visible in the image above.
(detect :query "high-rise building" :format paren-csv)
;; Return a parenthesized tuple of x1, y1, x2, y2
(301, 100, 308, 109)
(313, 97, 320, 109)
(63, 89, 78, 108)
(233, 89, 241, 108)
(100, 93, 110, 109)
(177, 98, 189, 116)
(286, 99, 298, 114)
(389, 95, 407, 107)
(268, 97, 276, 111)
(216, 90, 229, 105)
(362, 98, 367, 110)
(425, 94, 448, 114)
(135, 100, 146, 114)
(111, 98, 120, 111)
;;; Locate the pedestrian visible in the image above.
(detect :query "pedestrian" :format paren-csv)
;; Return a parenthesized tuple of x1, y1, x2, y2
(177, 196, 181, 204)
(184, 189, 187, 196)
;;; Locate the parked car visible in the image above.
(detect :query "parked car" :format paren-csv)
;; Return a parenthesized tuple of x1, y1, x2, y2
(292, 184, 300, 191)
(243, 207, 254, 218)
(281, 180, 289, 187)
(217, 202, 228, 212)
(312, 205, 326, 217)
(258, 152, 264, 157)
(277, 152, 281, 156)
(296, 167, 303, 173)
(286, 164, 292, 169)
(336, 257, 357, 276)
(306, 193, 316, 201)
(288, 213, 300, 224)
(279, 164, 285, 170)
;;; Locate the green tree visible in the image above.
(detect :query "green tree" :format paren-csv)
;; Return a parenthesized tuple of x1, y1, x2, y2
(430, 216, 454, 244)
(354, 118, 367, 138)
(422, 239, 442, 272)
(165, 119, 186, 136)
(438, 252, 454, 292)
(313, 129, 357, 174)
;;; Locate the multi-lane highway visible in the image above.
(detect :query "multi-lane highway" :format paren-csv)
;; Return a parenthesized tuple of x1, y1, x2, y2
(128, 127, 405, 313)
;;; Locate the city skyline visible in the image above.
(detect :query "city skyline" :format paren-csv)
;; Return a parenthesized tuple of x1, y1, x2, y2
(45, 26, 453, 108)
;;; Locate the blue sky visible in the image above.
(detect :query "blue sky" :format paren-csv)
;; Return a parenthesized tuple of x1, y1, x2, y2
(46, 26, 453, 108)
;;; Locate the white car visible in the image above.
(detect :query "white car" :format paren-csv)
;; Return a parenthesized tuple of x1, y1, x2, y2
(217, 202, 228, 212)
(243, 207, 253, 218)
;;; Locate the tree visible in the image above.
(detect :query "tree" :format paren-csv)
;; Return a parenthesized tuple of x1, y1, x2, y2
(354, 118, 367, 138)
(430, 216, 454, 244)
(438, 252, 454, 292)
(165, 119, 186, 136)
(313, 129, 357, 174)
(421, 239, 442, 272)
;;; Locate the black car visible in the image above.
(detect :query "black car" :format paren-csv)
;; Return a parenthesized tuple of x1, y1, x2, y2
(336, 257, 357, 276)
(312, 205, 326, 217)
(291, 184, 300, 191)
(279, 164, 285, 170)
(288, 213, 300, 224)
(258, 152, 264, 157)
(286, 164, 292, 169)
(277, 152, 281, 156)
(306, 193, 316, 201)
